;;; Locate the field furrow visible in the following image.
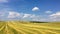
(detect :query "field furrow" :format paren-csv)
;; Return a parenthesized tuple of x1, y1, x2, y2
(0, 21, 60, 34)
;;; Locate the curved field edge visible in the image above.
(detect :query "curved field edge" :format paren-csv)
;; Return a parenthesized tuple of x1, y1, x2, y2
(0, 21, 60, 34)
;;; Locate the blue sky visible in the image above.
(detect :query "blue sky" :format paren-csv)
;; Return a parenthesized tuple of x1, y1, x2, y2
(0, 0, 60, 21)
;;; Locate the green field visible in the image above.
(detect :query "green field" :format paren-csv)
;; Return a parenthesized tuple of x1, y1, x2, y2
(0, 21, 60, 34)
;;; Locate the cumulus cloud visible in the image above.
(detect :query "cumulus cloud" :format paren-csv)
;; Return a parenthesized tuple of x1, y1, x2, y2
(31, 15, 47, 21)
(49, 12, 60, 21)
(50, 12, 60, 17)
(32, 7, 40, 11)
(22, 13, 44, 21)
(23, 14, 31, 18)
(23, 14, 37, 18)
(0, 8, 42, 21)
(1, 8, 60, 21)
(45, 11, 52, 14)
(23, 14, 40, 19)
(8, 11, 21, 18)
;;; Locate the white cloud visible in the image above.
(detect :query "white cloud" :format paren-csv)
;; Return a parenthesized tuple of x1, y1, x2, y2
(0, 0, 8, 3)
(1, 7, 60, 21)
(31, 15, 47, 21)
(22, 14, 44, 21)
(23, 14, 40, 19)
(23, 14, 31, 18)
(45, 11, 52, 14)
(32, 7, 40, 11)
(50, 12, 60, 17)
(49, 12, 60, 21)
(8, 11, 21, 18)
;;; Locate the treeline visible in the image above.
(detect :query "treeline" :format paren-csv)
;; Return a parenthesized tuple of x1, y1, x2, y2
(30, 21, 48, 23)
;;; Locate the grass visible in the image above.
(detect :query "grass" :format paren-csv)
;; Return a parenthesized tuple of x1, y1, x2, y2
(0, 21, 60, 34)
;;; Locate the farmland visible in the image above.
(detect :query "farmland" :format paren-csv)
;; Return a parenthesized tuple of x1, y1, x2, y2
(0, 21, 60, 34)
